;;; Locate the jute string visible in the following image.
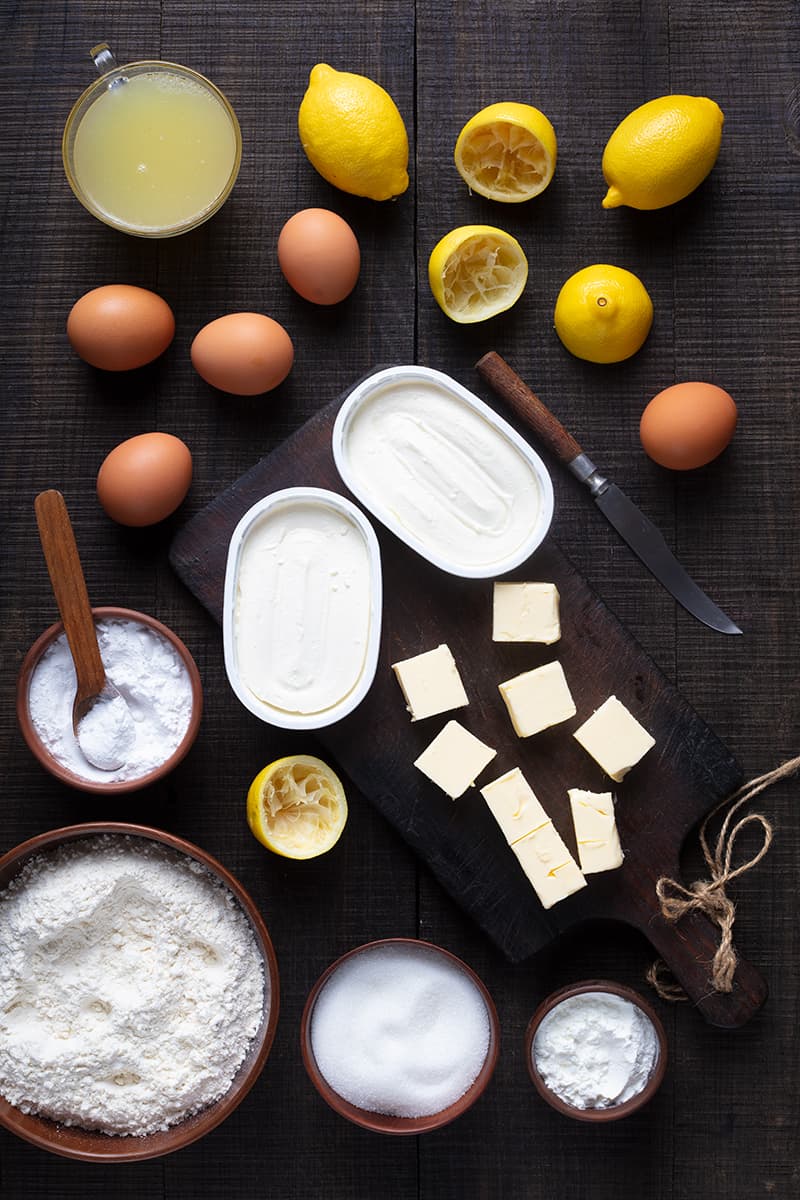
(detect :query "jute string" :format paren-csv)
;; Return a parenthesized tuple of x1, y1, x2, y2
(646, 755, 800, 1001)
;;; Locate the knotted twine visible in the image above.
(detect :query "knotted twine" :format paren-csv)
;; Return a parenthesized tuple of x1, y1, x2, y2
(646, 755, 800, 1001)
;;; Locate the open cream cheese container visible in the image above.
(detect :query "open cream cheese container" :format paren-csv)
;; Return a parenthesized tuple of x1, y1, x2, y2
(332, 366, 554, 578)
(223, 488, 382, 730)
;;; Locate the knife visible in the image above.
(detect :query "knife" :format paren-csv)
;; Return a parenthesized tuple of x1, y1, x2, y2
(475, 352, 742, 635)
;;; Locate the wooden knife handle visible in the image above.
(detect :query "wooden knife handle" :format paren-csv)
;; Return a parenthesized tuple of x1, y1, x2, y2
(476, 351, 584, 465)
(34, 489, 105, 702)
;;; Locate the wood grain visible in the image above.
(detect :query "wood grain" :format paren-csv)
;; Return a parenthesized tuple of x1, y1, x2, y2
(171, 385, 768, 1027)
(1, 0, 799, 1197)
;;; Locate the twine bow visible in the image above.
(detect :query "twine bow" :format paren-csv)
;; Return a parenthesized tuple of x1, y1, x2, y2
(647, 755, 800, 1000)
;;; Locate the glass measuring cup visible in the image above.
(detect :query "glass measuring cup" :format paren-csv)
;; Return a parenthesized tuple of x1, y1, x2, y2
(62, 44, 242, 238)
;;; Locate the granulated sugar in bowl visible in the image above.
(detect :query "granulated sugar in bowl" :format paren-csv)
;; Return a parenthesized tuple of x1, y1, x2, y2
(0, 823, 280, 1161)
(301, 938, 500, 1134)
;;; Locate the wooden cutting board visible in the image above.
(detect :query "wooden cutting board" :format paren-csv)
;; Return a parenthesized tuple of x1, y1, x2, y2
(170, 382, 766, 1028)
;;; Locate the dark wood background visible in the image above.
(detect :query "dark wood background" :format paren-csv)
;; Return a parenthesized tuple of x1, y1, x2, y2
(1, 2, 798, 1197)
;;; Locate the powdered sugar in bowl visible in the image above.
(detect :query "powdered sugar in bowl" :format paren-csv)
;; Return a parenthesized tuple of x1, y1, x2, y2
(525, 980, 668, 1122)
(17, 607, 202, 794)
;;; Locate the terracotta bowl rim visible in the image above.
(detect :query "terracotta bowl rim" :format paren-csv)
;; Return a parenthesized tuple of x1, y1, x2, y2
(524, 978, 668, 1122)
(0, 821, 280, 1161)
(16, 606, 203, 794)
(300, 936, 500, 1135)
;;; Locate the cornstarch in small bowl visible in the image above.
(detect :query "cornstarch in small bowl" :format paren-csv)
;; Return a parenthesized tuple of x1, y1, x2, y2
(526, 981, 667, 1121)
(0, 834, 267, 1137)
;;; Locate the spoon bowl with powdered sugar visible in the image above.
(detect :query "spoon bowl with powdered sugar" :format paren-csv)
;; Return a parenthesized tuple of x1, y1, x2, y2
(34, 489, 136, 772)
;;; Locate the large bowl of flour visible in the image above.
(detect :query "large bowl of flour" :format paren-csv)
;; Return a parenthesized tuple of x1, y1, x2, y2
(0, 822, 280, 1161)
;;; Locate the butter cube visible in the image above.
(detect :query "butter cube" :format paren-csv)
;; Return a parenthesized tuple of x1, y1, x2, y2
(414, 720, 496, 799)
(480, 768, 550, 843)
(498, 661, 576, 738)
(568, 788, 624, 874)
(392, 643, 469, 721)
(512, 823, 586, 909)
(573, 695, 655, 781)
(492, 582, 561, 644)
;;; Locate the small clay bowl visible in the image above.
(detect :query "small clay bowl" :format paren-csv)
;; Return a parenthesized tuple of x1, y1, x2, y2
(16, 606, 203, 794)
(300, 937, 500, 1134)
(0, 822, 280, 1161)
(525, 979, 668, 1122)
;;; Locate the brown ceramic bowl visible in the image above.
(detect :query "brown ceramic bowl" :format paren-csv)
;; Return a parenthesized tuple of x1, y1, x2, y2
(524, 979, 668, 1122)
(0, 822, 280, 1161)
(300, 937, 500, 1134)
(16, 606, 203, 794)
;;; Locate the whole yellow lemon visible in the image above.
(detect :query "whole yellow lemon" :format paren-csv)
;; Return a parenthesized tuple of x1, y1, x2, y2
(602, 95, 724, 210)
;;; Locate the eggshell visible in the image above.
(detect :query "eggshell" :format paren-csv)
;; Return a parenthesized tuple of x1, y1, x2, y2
(67, 285, 175, 371)
(640, 382, 738, 470)
(277, 208, 361, 305)
(191, 313, 294, 395)
(97, 433, 192, 527)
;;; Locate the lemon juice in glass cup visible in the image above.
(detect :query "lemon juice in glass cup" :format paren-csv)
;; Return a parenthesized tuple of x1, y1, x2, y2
(62, 44, 242, 237)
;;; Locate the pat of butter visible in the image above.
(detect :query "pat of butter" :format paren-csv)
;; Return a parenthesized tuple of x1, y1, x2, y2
(568, 788, 624, 874)
(392, 643, 468, 721)
(573, 695, 655, 781)
(498, 661, 576, 738)
(480, 767, 550, 843)
(414, 720, 496, 799)
(492, 582, 561, 644)
(512, 822, 586, 909)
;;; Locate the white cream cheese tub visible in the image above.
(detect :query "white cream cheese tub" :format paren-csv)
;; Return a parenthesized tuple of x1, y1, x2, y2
(332, 366, 554, 578)
(223, 488, 382, 730)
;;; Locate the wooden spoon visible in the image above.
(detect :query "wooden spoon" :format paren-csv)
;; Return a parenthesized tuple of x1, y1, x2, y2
(34, 489, 135, 772)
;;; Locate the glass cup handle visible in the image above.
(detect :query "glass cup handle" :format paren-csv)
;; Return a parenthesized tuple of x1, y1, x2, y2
(89, 42, 126, 88)
(90, 43, 118, 74)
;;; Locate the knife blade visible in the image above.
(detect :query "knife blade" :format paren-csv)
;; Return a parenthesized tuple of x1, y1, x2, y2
(475, 352, 742, 635)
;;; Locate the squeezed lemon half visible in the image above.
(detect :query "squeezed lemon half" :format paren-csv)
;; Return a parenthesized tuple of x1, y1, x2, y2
(428, 225, 528, 323)
(247, 755, 348, 859)
(454, 101, 557, 202)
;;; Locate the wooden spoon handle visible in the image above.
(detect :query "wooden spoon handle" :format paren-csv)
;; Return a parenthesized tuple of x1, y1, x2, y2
(34, 490, 105, 702)
(476, 351, 584, 465)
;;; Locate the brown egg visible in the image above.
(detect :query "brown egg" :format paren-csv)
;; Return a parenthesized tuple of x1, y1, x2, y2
(67, 285, 175, 371)
(191, 313, 294, 395)
(640, 382, 738, 470)
(277, 208, 361, 304)
(97, 433, 192, 526)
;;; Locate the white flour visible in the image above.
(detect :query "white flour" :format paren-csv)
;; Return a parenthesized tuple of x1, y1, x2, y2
(532, 991, 658, 1109)
(0, 836, 266, 1136)
(27, 617, 194, 783)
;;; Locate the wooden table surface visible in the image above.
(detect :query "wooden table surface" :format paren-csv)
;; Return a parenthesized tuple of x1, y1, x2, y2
(2, 2, 798, 1196)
